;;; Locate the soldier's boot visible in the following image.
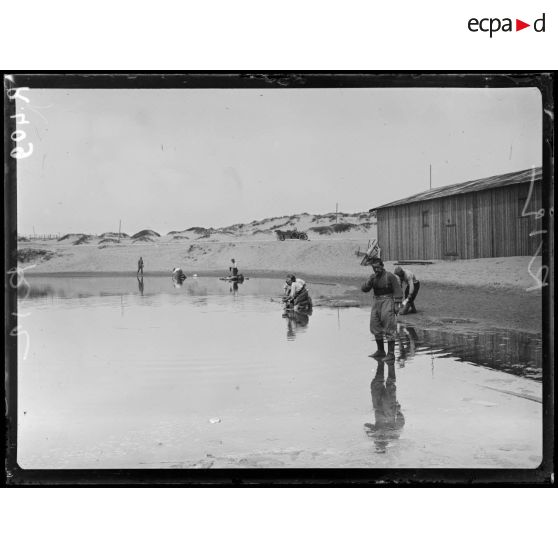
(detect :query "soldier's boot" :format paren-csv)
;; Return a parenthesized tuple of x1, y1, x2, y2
(370, 337, 386, 358)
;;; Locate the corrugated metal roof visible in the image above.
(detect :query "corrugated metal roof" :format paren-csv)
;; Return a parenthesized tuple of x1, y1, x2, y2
(370, 167, 542, 211)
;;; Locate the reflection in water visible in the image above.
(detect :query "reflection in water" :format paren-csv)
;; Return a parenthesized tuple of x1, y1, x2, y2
(172, 277, 185, 289)
(282, 308, 312, 340)
(389, 323, 541, 379)
(16, 276, 542, 468)
(18, 276, 541, 378)
(364, 357, 405, 453)
(396, 324, 419, 368)
(224, 276, 245, 295)
(409, 327, 541, 379)
(137, 276, 144, 296)
(21, 283, 56, 299)
(184, 282, 208, 298)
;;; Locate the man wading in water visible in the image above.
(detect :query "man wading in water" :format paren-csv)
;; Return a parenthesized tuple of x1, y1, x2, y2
(361, 258, 403, 361)
(284, 274, 312, 311)
(137, 256, 144, 277)
(229, 258, 239, 278)
(393, 265, 420, 314)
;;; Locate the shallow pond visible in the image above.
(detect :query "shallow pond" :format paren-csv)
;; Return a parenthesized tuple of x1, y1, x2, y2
(17, 276, 542, 468)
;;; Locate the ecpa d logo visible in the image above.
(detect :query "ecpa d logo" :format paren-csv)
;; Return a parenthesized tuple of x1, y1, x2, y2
(468, 13, 545, 37)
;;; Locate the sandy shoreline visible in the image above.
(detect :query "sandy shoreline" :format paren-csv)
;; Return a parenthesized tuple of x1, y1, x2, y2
(19, 238, 542, 286)
(17, 238, 544, 334)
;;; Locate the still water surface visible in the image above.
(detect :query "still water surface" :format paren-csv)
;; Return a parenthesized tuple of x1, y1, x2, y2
(18, 276, 542, 468)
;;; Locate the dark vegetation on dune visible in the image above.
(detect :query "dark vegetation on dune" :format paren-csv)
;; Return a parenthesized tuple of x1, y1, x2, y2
(73, 235, 94, 245)
(309, 223, 358, 235)
(311, 212, 354, 222)
(167, 229, 192, 236)
(98, 238, 128, 249)
(17, 248, 56, 263)
(58, 233, 81, 242)
(332, 223, 356, 232)
(269, 221, 292, 230)
(100, 232, 129, 238)
(164, 211, 374, 237)
(168, 227, 218, 237)
(132, 229, 160, 239)
(308, 226, 333, 235)
(58, 233, 95, 244)
(186, 226, 213, 235)
(87, 211, 376, 244)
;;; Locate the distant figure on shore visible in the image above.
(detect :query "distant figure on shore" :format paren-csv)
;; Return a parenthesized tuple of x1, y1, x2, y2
(364, 356, 405, 453)
(283, 274, 312, 311)
(172, 267, 186, 286)
(137, 256, 144, 276)
(394, 266, 420, 314)
(229, 258, 239, 278)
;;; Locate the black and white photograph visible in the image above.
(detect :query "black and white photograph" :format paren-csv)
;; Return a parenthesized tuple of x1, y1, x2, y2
(4, 73, 553, 483)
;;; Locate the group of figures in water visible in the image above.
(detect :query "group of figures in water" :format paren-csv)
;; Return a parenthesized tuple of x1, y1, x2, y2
(134, 254, 426, 453)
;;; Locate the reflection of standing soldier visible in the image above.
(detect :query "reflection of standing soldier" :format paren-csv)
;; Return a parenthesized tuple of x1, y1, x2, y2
(137, 276, 144, 295)
(361, 258, 403, 361)
(364, 357, 405, 453)
(137, 256, 144, 276)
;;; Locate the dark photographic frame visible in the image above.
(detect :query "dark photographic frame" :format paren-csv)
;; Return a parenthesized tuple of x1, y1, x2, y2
(4, 72, 554, 486)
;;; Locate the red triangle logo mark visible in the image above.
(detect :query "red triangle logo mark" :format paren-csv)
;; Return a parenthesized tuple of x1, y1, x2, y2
(516, 19, 530, 31)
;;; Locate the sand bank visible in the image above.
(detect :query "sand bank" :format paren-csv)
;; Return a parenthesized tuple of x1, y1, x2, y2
(19, 238, 542, 289)
(17, 238, 544, 334)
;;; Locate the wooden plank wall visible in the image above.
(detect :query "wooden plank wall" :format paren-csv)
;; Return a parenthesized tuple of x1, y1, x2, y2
(376, 180, 542, 260)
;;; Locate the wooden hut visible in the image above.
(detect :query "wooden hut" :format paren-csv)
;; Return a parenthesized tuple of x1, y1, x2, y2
(370, 167, 542, 260)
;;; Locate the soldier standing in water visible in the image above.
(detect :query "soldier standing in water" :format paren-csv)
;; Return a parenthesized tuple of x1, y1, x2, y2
(137, 256, 144, 276)
(361, 258, 403, 361)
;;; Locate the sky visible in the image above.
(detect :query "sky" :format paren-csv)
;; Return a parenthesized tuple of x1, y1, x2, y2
(16, 87, 542, 236)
